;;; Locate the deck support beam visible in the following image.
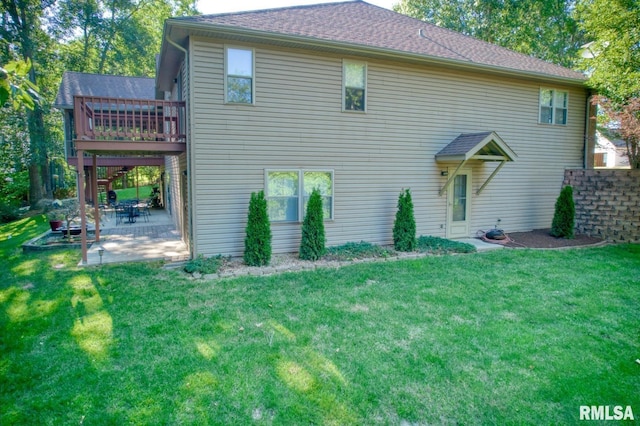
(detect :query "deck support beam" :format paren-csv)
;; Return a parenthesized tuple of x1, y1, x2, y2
(78, 150, 88, 265)
(93, 154, 101, 243)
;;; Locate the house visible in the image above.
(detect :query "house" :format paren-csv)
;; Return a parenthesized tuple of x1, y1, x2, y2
(59, 1, 596, 261)
(594, 131, 630, 168)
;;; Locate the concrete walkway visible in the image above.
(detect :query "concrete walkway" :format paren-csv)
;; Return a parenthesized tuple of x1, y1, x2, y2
(81, 208, 189, 266)
(457, 237, 506, 251)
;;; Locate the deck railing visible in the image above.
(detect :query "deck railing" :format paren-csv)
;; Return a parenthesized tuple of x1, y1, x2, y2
(74, 96, 186, 143)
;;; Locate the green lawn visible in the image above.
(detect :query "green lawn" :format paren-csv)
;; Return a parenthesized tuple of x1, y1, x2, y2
(114, 185, 153, 202)
(1, 217, 639, 424)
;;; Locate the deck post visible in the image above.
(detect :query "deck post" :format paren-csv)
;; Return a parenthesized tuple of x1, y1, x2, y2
(93, 154, 100, 242)
(78, 150, 88, 264)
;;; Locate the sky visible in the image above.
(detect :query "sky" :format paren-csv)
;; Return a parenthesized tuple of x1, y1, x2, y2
(196, 0, 398, 15)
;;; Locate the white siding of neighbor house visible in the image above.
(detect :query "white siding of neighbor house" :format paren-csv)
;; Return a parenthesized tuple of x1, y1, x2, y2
(186, 36, 587, 257)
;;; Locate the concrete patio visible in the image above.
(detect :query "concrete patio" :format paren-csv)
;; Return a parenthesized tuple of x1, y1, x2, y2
(81, 207, 190, 266)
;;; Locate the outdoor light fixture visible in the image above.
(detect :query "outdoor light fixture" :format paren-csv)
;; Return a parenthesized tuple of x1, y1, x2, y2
(98, 246, 105, 264)
(441, 170, 449, 176)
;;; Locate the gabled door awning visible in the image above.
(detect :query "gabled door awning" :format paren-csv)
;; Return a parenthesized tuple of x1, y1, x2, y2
(435, 131, 517, 196)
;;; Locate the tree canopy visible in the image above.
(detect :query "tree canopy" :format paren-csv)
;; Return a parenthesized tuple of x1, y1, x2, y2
(576, 0, 640, 102)
(394, 0, 585, 68)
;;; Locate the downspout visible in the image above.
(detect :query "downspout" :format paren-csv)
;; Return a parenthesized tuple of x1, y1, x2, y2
(165, 34, 194, 259)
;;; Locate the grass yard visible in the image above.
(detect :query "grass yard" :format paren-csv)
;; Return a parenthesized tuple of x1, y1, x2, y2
(114, 185, 153, 202)
(1, 217, 639, 424)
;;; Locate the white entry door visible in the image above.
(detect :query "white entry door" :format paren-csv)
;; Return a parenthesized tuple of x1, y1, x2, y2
(447, 170, 472, 238)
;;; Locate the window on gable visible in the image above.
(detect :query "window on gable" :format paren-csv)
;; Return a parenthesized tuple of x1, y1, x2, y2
(344, 61, 366, 111)
(539, 89, 568, 125)
(266, 170, 334, 222)
(226, 47, 254, 104)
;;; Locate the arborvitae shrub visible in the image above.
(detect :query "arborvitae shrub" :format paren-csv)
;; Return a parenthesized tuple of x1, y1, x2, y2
(550, 185, 575, 238)
(393, 188, 417, 251)
(299, 188, 325, 260)
(244, 190, 272, 266)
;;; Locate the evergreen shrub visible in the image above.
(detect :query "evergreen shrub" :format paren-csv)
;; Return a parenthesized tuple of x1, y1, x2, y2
(550, 185, 575, 238)
(393, 188, 417, 251)
(244, 190, 272, 266)
(299, 188, 325, 260)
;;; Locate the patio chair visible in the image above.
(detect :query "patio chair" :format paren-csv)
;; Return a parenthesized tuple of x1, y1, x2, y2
(136, 202, 150, 222)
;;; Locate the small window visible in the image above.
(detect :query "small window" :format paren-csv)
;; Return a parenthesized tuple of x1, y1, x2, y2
(539, 89, 568, 125)
(344, 61, 366, 111)
(225, 47, 254, 104)
(266, 170, 334, 222)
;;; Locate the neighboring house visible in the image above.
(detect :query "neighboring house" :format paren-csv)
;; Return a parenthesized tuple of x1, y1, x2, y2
(594, 131, 617, 168)
(59, 1, 596, 261)
(594, 131, 630, 168)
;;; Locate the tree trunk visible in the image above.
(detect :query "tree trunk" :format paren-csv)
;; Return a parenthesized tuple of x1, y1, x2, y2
(28, 164, 43, 204)
(26, 104, 47, 206)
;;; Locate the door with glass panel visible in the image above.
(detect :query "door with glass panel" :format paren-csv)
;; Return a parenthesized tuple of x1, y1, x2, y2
(447, 170, 471, 238)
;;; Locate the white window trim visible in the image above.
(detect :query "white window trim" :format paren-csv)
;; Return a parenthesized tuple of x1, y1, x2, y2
(224, 46, 255, 105)
(539, 88, 568, 125)
(342, 59, 367, 113)
(265, 169, 335, 223)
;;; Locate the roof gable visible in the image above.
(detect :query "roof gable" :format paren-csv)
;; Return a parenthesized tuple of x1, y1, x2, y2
(165, 1, 585, 83)
(54, 72, 155, 109)
(435, 132, 517, 162)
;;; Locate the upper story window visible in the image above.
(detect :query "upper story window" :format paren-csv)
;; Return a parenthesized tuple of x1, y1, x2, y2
(343, 60, 366, 111)
(539, 89, 568, 125)
(266, 170, 334, 222)
(225, 47, 254, 104)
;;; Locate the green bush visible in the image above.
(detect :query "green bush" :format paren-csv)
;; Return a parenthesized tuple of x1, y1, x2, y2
(184, 254, 226, 275)
(244, 190, 272, 266)
(300, 188, 325, 260)
(324, 241, 394, 261)
(550, 185, 575, 238)
(0, 202, 20, 224)
(393, 188, 416, 251)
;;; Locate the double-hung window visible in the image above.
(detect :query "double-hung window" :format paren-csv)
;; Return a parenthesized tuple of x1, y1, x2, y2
(225, 47, 254, 104)
(266, 170, 333, 222)
(539, 89, 568, 125)
(343, 60, 366, 111)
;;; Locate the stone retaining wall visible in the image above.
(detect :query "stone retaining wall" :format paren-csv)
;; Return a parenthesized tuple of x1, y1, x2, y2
(564, 169, 640, 242)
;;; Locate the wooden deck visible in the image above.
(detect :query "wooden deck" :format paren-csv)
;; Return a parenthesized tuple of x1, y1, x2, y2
(73, 95, 186, 155)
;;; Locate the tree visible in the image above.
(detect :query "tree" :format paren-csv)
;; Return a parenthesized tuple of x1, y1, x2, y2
(394, 0, 584, 68)
(0, 59, 38, 110)
(54, 0, 199, 76)
(550, 185, 575, 239)
(393, 188, 416, 251)
(244, 190, 272, 267)
(593, 96, 640, 169)
(299, 188, 326, 261)
(1, 0, 57, 205)
(576, 0, 640, 104)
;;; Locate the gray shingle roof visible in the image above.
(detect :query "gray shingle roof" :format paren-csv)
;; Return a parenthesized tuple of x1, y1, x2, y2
(54, 71, 155, 109)
(171, 0, 585, 82)
(435, 132, 517, 161)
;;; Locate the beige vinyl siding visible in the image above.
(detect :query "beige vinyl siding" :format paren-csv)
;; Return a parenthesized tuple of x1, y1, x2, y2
(164, 60, 190, 251)
(189, 37, 587, 257)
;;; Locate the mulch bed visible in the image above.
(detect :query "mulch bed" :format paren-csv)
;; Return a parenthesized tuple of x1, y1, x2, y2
(503, 228, 604, 249)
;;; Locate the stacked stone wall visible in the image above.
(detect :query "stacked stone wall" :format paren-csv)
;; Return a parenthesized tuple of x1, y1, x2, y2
(564, 169, 640, 242)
